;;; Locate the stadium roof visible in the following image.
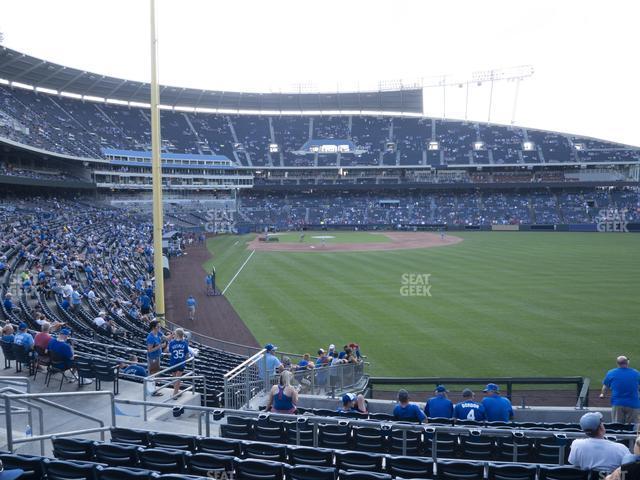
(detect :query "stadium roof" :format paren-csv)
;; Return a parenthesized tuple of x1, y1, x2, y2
(0, 46, 423, 113)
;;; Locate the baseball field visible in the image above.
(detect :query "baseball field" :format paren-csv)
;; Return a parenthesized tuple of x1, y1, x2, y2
(201, 231, 640, 382)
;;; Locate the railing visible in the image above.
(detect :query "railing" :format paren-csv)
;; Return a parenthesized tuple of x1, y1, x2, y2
(276, 361, 368, 398)
(224, 350, 368, 410)
(1, 390, 115, 453)
(366, 376, 590, 408)
(141, 356, 204, 421)
(223, 349, 266, 410)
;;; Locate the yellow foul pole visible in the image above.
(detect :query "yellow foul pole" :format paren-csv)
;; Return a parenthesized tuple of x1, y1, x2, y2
(149, 0, 165, 323)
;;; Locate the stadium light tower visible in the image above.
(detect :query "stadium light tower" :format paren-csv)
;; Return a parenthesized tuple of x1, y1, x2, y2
(149, 0, 165, 323)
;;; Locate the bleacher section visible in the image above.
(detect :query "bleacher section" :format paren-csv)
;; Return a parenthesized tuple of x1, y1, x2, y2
(2, 85, 639, 167)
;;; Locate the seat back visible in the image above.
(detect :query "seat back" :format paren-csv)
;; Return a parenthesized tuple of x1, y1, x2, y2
(335, 451, 384, 473)
(459, 432, 495, 460)
(318, 423, 351, 449)
(424, 431, 458, 458)
(352, 426, 387, 453)
(186, 452, 234, 476)
(286, 464, 336, 480)
(44, 459, 98, 480)
(11, 342, 31, 364)
(386, 455, 434, 479)
(0, 340, 17, 361)
(75, 357, 96, 380)
(287, 446, 333, 467)
(338, 470, 392, 480)
(94, 361, 118, 381)
(195, 436, 242, 456)
(51, 437, 95, 462)
(538, 465, 589, 480)
(137, 448, 187, 474)
(0, 452, 46, 480)
(233, 458, 285, 480)
(488, 463, 537, 480)
(93, 442, 141, 467)
(96, 466, 156, 480)
(110, 427, 151, 447)
(150, 432, 196, 452)
(389, 426, 422, 456)
(243, 442, 287, 462)
(436, 459, 485, 480)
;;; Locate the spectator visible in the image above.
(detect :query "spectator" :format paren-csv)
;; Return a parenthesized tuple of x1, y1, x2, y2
(167, 328, 189, 399)
(327, 344, 338, 359)
(605, 435, 640, 480)
(93, 311, 107, 329)
(454, 388, 486, 422)
(266, 370, 298, 414)
(3, 293, 19, 314)
(258, 343, 282, 379)
(186, 295, 196, 321)
(569, 411, 629, 472)
(600, 355, 640, 424)
(425, 385, 454, 419)
(34, 321, 52, 352)
(119, 355, 147, 377)
(70, 289, 82, 312)
(481, 383, 513, 422)
(1, 324, 15, 343)
(336, 392, 368, 414)
(393, 389, 427, 424)
(47, 328, 92, 385)
(13, 322, 34, 354)
(146, 320, 165, 382)
(139, 293, 151, 315)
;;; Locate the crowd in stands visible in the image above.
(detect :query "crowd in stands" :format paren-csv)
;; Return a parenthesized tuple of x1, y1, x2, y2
(2, 85, 639, 167)
(0, 197, 245, 401)
(238, 188, 640, 228)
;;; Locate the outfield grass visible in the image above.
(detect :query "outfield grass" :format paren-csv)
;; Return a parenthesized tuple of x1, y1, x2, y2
(272, 230, 391, 244)
(203, 232, 640, 381)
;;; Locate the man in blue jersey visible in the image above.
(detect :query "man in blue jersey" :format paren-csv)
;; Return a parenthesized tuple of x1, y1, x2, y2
(167, 328, 190, 399)
(481, 383, 513, 422)
(600, 355, 640, 424)
(454, 388, 485, 422)
(393, 389, 427, 423)
(425, 385, 454, 419)
(13, 323, 34, 356)
(47, 328, 91, 385)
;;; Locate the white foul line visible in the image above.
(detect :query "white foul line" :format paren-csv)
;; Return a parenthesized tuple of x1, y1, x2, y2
(222, 250, 255, 295)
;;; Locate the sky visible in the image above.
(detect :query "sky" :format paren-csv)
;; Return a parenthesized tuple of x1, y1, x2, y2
(1, 0, 639, 146)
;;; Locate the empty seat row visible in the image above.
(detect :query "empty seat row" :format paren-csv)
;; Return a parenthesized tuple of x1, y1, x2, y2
(218, 417, 574, 463)
(41, 439, 596, 480)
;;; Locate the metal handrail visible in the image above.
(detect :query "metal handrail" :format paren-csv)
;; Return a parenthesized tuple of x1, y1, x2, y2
(1, 390, 115, 453)
(0, 386, 45, 455)
(224, 349, 265, 380)
(0, 376, 31, 392)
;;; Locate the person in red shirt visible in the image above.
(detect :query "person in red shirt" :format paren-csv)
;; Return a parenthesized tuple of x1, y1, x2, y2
(34, 321, 52, 351)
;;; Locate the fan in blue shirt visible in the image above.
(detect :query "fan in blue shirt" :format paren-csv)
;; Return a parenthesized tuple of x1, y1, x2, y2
(454, 389, 486, 421)
(393, 389, 427, 423)
(481, 383, 514, 422)
(167, 328, 190, 398)
(425, 385, 454, 419)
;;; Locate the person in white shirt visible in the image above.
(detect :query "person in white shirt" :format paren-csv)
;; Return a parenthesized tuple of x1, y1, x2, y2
(93, 312, 106, 329)
(569, 411, 629, 473)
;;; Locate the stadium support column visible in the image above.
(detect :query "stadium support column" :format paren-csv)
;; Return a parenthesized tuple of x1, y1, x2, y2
(149, 0, 165, 323)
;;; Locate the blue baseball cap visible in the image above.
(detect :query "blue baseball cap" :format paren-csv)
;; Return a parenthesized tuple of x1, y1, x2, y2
(435, 385, 448, 393)
(264, 343, 277, 352)
(18, 322, 27, 331)
(483, 383, 500, 392)
(342, 393, 356, 404)
(60, 328, 72, 336)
